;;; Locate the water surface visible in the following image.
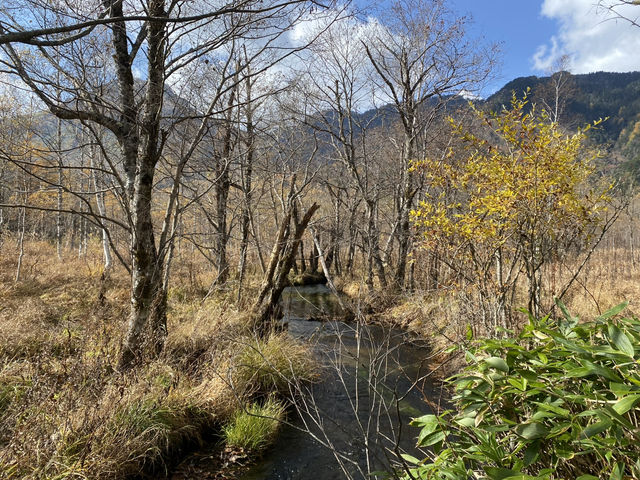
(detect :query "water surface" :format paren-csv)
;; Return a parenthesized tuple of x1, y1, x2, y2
(240, 285, 437, 480)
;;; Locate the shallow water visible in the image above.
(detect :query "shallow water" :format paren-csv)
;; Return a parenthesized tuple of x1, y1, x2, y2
(240, 285, 437, 480)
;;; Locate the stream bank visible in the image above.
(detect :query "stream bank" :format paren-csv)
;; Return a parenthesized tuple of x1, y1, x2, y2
(172, 284, 440, 480)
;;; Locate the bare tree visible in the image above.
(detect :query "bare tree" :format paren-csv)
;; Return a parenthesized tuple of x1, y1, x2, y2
(297, 17, 390, 289)
(597, 1, 640, 28)
(535, 54, 577, 126)
(363, 0, 494, 288)
(0, 0, 340, 368)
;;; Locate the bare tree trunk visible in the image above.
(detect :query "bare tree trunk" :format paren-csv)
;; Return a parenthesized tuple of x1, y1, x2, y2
(119, 157, 165, 369)
(366, 201, 387, 287)
(346, 203, 358, 274)
(394, 133, 417, 289)
(309, 239, 319, 273)
(90, 146, 113, 271)
(299, 240, 307, 273)
(237, 122, 254, 301)
(162, 191, 181, 292)
(0, 175, 4, 251)
(15, 204, 26, 282)
(215, 165, 230, 284)
(118, 1, 168, 369)
(214, 79, 238, 286)
(56, 115, 63, 259)
(253, 202, 319, 332)
(89, 142, 113, 272)
(329, 192, 341, 275)
(310, 227, 346, 311)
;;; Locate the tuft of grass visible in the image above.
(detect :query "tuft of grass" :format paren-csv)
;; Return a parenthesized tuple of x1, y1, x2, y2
(235, 333, 319, 394)
(48, 369, 228, 479)
(222, 398, 285, 452)
(189, 373, 245, 423)
(0, 375, 29, 418)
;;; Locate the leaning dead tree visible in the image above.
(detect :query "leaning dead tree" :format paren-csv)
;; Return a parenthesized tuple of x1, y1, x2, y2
(253, 197, 319, 332)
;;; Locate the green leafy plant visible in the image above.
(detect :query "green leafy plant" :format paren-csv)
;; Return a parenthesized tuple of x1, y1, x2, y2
(404, 302, 640, 479)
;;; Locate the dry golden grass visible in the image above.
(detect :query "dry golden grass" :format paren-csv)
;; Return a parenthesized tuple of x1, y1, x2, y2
(234, 333, 320, 395)
(377, 246, 640, 376)
(0, 239, 316, 479)
(558, 248, 640, 319)
(7, 234, 634, 476)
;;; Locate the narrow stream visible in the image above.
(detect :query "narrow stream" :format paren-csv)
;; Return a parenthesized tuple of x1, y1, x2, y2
(239, 285, 438, 480)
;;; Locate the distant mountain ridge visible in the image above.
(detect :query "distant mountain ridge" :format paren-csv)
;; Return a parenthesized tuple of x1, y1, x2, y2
(485, 71, 640, 150)
(25, 70, 640, 178)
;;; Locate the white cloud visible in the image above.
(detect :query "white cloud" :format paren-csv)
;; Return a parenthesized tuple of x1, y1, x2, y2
(534, 0, 640, 73)
(458, 89, 483, 101)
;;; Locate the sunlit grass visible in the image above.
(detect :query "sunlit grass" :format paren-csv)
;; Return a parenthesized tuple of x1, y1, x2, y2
(236, 333, 319, 394)
(0, 240, 314, 479)
(222, 398, 285, 452)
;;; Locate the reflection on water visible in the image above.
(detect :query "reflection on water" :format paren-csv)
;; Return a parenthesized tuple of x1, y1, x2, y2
(280, 284, 345, 320)
(240, 285, 436, 480)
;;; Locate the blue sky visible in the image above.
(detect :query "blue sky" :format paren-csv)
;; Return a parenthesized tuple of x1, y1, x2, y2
(290, 0, 640, 99)
(448, 0, 640, 96)
(453, 0, 558, 94)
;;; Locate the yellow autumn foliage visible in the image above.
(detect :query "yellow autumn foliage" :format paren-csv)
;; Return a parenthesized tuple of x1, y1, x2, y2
(411, 92, 612, 323)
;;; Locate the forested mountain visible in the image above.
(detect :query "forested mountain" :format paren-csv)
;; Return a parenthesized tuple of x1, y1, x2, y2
(486, 71, 640, 149)
(349, 71, 640, 156)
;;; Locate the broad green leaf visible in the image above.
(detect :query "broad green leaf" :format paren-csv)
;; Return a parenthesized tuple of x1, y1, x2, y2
(411, 414, 438, 430)
(417, 430, 446, 447)
(485, 356, 509, 373)
(609, 462, 624, 480)
(484, 467, 522, 480)
(466, 323, 474, 341)
(609, 382, 637, 397)
(566, 362, 622, 382)
(581, 418, 613, 439)
(400, 453, 420, 465)
(531, 411, 555, 421)
(508, 378, 524, 391)
(503, 476, 541, 480)
(455, 417, 475, 427)
(523, 441, 540, 467)
(465, 350, 478, 363)
(566, 367, 592, 378)
(515, 422, 548, 440)
(612, 394, 640, 415)
(556, 448, 575, 459)
(608, 324, 635, 357)
(532, 330, 550, 340)
(602, 405, 634, 429)
(413, 414, 441, 446)
(547, 422, 571, 437)
(532, 401, 570, 416)
(596, 302, 628, 321)
(555, 298, 573, 321)
(576, 476, 599, 480)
